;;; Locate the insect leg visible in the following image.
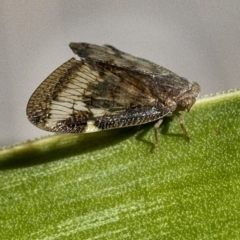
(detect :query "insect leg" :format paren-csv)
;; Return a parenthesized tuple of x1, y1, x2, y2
(153, 119, 163, 152)
(176, 113, 190, 141)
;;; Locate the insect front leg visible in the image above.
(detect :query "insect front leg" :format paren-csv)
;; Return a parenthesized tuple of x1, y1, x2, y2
(176, 113, 190, 141)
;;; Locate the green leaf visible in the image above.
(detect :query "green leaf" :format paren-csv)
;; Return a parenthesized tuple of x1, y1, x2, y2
(1, 90, 240, 239)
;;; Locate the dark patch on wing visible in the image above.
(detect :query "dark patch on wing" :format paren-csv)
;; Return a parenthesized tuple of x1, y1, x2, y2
(69, 42, 174, 76)
(69, 42, 196, 100)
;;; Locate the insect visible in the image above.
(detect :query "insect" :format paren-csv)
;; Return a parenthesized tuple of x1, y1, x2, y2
(27, 42, 200, 151)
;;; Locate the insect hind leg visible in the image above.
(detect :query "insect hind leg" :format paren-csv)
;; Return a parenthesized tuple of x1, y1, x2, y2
(153, 119, 163, 152)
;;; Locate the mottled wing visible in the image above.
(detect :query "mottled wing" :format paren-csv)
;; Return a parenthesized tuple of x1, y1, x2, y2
(69, 42, 174, 76)
(69, 42, 200, 95)
(27, 58, 171, 133)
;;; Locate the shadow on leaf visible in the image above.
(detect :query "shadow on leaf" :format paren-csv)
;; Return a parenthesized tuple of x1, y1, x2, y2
(0, 127, 138, 170)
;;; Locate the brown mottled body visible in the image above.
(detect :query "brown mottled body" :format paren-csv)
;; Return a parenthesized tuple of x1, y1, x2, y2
(27, 43, 200, 150)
